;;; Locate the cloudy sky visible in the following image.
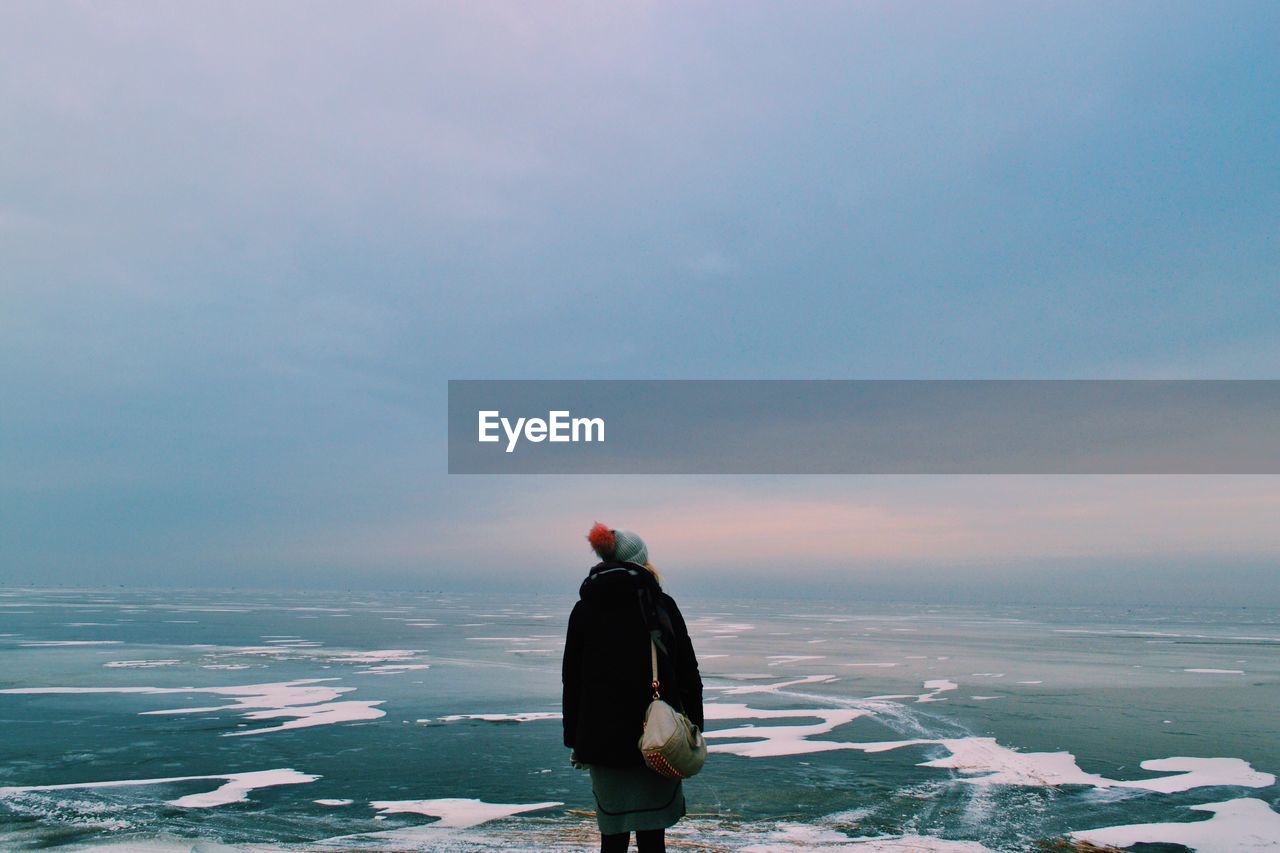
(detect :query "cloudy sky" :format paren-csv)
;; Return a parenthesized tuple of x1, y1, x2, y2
(3, 2, 1278, 602)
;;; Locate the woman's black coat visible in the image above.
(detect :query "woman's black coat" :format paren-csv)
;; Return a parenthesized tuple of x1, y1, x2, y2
(562, 561, 704, 768)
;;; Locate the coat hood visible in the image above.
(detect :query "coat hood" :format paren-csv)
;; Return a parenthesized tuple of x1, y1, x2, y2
(579, 560, 662, 610)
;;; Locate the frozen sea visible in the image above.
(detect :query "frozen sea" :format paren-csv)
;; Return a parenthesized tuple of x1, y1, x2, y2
(1, 587, 1277, 851)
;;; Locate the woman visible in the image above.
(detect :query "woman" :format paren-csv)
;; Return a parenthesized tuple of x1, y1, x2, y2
(562, 523, 704, 853)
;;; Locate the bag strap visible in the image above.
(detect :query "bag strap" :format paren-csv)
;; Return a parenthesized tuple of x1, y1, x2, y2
(610, 563, 679, 708)
(647, 606, 685, 710)
(650, 636, 661, 699)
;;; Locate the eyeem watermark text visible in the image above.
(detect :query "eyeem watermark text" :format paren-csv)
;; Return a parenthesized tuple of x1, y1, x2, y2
(477, 410, 605, 453)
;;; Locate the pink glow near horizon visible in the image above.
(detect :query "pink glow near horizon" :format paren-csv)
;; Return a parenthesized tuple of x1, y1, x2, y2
(269, 477, 1280, 568)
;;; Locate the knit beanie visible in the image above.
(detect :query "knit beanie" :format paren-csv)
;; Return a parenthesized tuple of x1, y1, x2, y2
(587, 522, 649, 565)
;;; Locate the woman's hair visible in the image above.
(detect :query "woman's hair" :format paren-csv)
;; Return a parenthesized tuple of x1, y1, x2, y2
(642, 561, 663, 585)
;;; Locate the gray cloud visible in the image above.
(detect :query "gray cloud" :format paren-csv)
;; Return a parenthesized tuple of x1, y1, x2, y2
(2, 2, 1278, 598)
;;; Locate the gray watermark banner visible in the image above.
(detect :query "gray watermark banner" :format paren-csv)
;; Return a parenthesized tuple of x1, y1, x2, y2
(447, 380, 1280, 474)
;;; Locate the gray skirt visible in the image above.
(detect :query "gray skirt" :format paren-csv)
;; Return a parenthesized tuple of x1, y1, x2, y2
(589, 764, 686, 834)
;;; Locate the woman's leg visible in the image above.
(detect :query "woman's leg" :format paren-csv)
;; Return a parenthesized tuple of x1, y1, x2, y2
(636, 828, 666, 852)
(600, 831, 630, 852)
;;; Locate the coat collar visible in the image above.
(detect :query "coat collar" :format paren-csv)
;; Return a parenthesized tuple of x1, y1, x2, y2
(580, 560, 661, 600)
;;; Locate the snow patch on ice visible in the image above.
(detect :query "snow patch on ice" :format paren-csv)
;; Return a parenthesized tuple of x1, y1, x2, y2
(20, 641, 123, 647)
(704, 703, 875, 758)
(767, 655, 826, 666)
(2, 679, 386, 737)
(925, 741, 1275, 793)
(326, 650, 421, 664)
(1069, 798, 1280, 852)
(703, 705, 1273, 794)
(357, 664, 431, 674)
(432, 712, 562, 724)
(369, 798, 562, 828)
(740, 823, 994, 851)
(917, 680, 958, 703)
(0, 768, 316, 809)
(104, 660, 180, 669)
(715, 675, 838, 696)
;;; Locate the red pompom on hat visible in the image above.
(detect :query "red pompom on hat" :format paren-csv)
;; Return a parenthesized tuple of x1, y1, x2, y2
(587, 522, 616, 558)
